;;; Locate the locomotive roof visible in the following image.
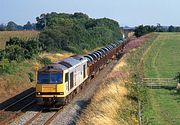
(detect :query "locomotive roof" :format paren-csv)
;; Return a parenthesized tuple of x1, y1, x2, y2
(39, 55, 87, 72)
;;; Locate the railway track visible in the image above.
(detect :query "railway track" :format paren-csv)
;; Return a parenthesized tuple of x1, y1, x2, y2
(0, 92, 36, 125)
(24, 106, 64, 125)
(2, 60, 120, 125)
(44, 107, 64, 125)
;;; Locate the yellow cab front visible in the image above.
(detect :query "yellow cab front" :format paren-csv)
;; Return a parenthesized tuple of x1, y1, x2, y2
(36, 71, 65, 98)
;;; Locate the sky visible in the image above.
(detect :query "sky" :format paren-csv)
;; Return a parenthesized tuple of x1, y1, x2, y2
(0, 0, 180, 27)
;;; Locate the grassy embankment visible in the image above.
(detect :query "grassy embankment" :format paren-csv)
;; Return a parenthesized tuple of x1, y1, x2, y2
(78, 56, 135, 125)
(78, 33, 158, 125)
(0, 31, 73, 101)
(142, 33, 180, 125)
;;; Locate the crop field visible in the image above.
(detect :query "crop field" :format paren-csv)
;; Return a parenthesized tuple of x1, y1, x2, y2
(0, 31, 39, 49)
(143, 33, 180, 125)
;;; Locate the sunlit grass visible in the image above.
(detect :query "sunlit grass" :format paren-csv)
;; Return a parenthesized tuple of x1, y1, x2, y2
(39, 52, 74, 62)
(78, 57, 137, 125)
(144, 89, 180, 125)
(143, 33, 180, 125)
(144, 33, 180, 78)
(0, 31, 39, 49)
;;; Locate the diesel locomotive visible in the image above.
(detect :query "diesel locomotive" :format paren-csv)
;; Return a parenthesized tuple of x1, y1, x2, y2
(36, 40, 127, 105)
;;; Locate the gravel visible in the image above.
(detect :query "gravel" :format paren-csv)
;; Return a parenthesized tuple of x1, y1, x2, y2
(30, 111, 56, 125)
(9, 107, 40, 125)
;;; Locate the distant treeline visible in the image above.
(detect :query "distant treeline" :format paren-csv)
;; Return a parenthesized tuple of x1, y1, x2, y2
(0, 21, 36, 31)
(134, 24, 180, 37)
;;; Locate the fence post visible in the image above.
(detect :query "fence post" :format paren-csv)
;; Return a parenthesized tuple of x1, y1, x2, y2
(138, 100, 142, 125)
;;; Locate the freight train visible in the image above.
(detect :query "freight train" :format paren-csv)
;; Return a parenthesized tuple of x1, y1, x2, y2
(36, 40, 127, 105)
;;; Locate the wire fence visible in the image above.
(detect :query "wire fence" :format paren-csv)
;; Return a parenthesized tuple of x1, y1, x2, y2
(142, 78, 177, 89)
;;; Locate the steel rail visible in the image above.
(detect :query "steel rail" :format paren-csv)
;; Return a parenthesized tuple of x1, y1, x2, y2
(44, 107, 64, 125)
(0, 100, 36, 125)
(24, 109, 43, 125)
(0, 91, 35, 114)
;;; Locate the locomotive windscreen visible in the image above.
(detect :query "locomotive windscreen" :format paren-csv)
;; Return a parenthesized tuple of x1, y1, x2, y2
(37, 72, 63, 84)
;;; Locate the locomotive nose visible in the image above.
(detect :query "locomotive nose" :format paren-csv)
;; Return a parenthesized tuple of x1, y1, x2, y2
(36, 84, 57, 93)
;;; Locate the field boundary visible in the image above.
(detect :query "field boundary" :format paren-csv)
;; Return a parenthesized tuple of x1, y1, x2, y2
(142, 78, 177, 88)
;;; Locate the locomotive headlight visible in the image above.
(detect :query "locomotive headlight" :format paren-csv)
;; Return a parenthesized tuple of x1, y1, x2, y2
(38, 92, 41, 95)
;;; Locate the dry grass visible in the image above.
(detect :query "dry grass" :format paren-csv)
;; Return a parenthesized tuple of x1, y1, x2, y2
(0, 59, 36, 102)
(77, 56, 138, 125)
(0, 74, 34, 101)
(0, 31, 39, 49)
(78, 83, 127, 125)
(39, 52, 74, 62)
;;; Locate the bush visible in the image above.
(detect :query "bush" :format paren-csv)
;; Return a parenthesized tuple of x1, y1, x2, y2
(0, 50, 5, 60)
(0, 59, 19, 74)
(38, 57, 52, 65)
(28, 72, 34, 82)
(24, 39, 42, 59)
(0, 37, 42, 62)
(5, 45, 25, 61)
(6, 37, 24, 47)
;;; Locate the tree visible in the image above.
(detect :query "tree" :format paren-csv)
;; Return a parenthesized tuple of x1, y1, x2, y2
(175, 27, 180, 32)
(155, 23, 164, 32)
(36, 14, 46, 30)
(134, 24, 168, 37)
(16, 25, 23, 30)
(0, 24, 6, 31)
(6, 21, 17, 31)
(134, 25, 146, 37)
(31, 23, 36, 30)
(38, 12, 122, 53)
(23, 21, 33, 30)
(168, 25, 175, 32)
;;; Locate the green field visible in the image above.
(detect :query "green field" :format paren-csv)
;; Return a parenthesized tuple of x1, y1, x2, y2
(144, 89, 180, 125)
(0, 31, 39, 49)
(143, 33, 180, 125)
(144, 33, 180, 78)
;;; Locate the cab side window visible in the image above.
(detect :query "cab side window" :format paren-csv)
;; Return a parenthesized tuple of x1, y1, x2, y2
(70, 72, 74, 89)
(65, 73, 69, 91)
(83, 65, 86, 78)
(65, 73, 69, 82)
